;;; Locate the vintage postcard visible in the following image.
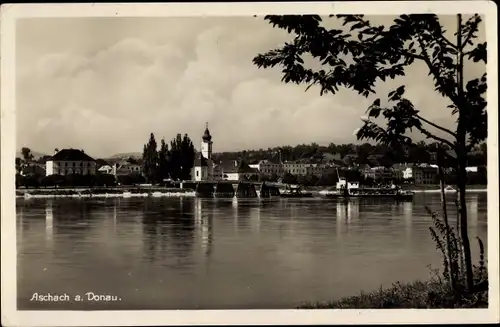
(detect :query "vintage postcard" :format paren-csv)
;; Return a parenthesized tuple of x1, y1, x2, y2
(1, 1, 499, 326)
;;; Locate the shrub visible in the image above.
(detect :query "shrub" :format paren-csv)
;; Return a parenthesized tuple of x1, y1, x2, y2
(94, 173, 117, 187)
(117, 173, 145, 185)
(22, 173, 43, 188)
(427, 202, 488, 304)
(41, 174, 65, 187)
(298, 271, 487, 309)
(15, 174, 25, 188)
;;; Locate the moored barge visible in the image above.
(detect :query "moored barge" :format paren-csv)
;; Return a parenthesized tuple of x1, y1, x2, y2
(323, 172, 414, 201)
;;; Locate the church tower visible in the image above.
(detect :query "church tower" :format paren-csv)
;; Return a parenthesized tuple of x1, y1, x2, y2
(201, 122, 212, 160)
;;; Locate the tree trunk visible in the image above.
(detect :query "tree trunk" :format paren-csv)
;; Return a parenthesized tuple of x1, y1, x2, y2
(457, 150, 474, 292)
(437, 145, 455, 290)
(455, 13, 474, 293)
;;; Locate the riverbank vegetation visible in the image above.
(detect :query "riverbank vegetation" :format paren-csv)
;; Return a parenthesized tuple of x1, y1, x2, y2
(298, 272, 487, 309)
(16, 172, 144, 189)
(254, 14, 488, 308)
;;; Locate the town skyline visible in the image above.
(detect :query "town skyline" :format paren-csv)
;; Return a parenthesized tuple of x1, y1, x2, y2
(17, 15, 485, 158)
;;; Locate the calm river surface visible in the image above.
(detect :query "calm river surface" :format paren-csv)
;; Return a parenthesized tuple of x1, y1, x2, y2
(17, 193, 487, 310)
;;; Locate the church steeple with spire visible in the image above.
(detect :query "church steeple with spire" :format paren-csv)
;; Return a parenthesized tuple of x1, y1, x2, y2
(201, 122, 212, 160)
(192, 122, 219, 181)
(202, 122, 212, 142)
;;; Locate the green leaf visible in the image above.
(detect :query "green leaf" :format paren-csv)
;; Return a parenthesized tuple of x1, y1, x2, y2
(395, 85, 405, 96)
(369, 107, 381, 118)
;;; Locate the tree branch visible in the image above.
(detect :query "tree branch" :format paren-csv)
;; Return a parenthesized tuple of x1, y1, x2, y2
(461, 15, 481, 50)
(416, 114, 457, 138)
(417, 36, 460, 106)
(438, 34, 458, 50)
(462, 29, 475, 50)
(415, 125, 456, 149)
(466, 142, 478, 153)
(400, 49, 425, 61)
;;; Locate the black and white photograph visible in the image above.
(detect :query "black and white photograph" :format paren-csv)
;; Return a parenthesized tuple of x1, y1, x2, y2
(1, 1, 498, 326)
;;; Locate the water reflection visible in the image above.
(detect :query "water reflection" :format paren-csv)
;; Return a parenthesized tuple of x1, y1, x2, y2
(17, 204, 24, 242)
(250, 206, 261, 234)
(45, 201, 53, 244)
(403, 201, 413, 239)
(139, 198, 197, 265)
(194, 199, 214, 258)
(467, 194, 479, 236)
(16, 193, 488, 310)
(113, 204, 117, 230)
(232, 198, 239, 234)
(336, 200, 359, 223)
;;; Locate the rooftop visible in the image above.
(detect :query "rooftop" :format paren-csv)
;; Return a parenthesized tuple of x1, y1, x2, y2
(50, 149, 95, 162)
(193, 152, 208, 167)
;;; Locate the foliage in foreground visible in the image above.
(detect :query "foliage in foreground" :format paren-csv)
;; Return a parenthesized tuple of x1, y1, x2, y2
(298, 271, 488, 309)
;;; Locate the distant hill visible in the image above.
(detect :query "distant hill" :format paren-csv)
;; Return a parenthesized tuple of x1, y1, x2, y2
(15, 150, 48, 159)
(107, 152, 142, 159)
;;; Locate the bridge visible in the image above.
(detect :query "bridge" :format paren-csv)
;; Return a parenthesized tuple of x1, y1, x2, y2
(168, 180, 286, 198)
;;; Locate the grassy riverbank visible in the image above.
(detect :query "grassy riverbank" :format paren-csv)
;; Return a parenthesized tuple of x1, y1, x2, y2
(298, 274, 488, 309)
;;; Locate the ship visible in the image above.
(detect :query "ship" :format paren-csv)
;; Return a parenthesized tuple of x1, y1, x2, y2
(323, 169, 414, 201)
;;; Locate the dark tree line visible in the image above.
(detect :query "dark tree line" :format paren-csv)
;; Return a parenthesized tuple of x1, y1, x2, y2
(211, 140, 486, 168)
(141, 132, 196, 183)
(16, 173, 120, 188)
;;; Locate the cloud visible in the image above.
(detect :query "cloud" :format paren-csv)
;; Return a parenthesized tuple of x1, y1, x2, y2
(16, 16, 486, 158)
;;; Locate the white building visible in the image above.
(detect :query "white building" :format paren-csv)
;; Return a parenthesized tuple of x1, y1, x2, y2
(336, 177, 360, 190)
(466, 166, 479, 173)
(192, 123, 217, 181)
(402, 164, 438, 185)
(97, 164, 114, 175)
(250, 160, 284, 176)
(225, 161, 260, 181)
(362, 166, 396, 180)
(402, 167, 414, 179)
(282, 160, 327, 176)
(45, 148, 97, 176)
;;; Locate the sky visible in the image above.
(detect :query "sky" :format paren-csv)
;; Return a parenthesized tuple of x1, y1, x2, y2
(16, 15, 486, 158)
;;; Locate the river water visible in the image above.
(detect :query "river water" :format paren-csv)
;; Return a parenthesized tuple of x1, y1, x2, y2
(16, 193, 487, 310)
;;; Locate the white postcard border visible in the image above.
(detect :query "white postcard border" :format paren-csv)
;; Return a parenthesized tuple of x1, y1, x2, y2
(1, 1, 498, 326)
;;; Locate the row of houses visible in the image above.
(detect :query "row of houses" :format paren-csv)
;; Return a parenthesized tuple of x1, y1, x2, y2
(360, 163, 486, 185)
(360, 164, 441, 185)
(248, 159, 336, 177)
(96, 160, 142, 176)
(17, 148, 143, 179)
(245, 159, 484, 185)
(247, 160, 440, 184)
